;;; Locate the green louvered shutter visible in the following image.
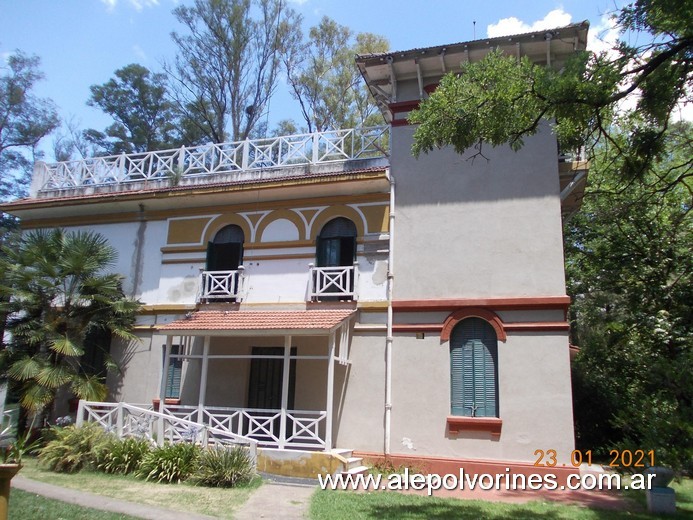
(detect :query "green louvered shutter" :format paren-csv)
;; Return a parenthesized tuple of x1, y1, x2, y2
(450, 341, 466, 415)
(450, 318, 499, 417)
(165, 345, 182, 399)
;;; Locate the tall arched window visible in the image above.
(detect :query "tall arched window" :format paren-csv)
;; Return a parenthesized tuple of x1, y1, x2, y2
(206, 224, 244, 271)
(316, 217, 357, 268)
(450, 318, 499, 418)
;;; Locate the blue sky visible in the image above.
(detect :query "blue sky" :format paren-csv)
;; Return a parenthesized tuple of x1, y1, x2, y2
(1, 0, 621, 158)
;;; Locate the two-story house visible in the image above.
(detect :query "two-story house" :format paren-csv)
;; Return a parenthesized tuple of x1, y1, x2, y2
(1, 21, 589, 479)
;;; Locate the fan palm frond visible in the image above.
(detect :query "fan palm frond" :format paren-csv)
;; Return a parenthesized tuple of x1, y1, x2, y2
(70, 374, 108, 402)
(50, 336, 84, 357)
(7, 356, 44, 381)
(36, 364, 73, 389)
(20, 383, 53, 412)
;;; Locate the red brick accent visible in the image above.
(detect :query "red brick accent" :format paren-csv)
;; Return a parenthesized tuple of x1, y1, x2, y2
(354, 451, 579, 486)
(441, 308, 507, 342)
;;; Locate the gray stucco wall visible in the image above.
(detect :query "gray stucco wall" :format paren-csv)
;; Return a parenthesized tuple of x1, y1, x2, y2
(390, 123, 567, 299)
(388, 330, 574, 463)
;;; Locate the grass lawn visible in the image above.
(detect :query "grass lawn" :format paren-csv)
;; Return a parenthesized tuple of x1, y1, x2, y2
(17, 456, 260, 519)
(310, 478, 693, 520)
(10, 488, 139, 520)
(15, 456, 693, 519)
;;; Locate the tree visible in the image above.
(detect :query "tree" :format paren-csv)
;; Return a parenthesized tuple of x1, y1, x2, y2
(284, 16, 389, 132)
(166, 0, 302, 143)
(0, 51, 59, 200)
(0, 229, 140, 420)
(86, 64, 178, 155)
(409, 0, 692, 186)
(52, 117, 102, 162)
(567, 124, 692, 471)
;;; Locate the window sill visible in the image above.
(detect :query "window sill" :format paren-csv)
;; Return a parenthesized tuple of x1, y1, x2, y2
(152, 398, 181, 409)
(447, 416, 502, 438)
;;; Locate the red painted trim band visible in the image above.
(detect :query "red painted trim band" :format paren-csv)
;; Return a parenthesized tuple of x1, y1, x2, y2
(392, 324, 443, 333)
(388, 100, 421, 114)
(393, 296, 571, 312)
(504, 322, 570, 331)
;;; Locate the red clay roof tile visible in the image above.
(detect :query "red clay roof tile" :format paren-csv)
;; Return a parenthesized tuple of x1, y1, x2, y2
(157, 309, 355, 332)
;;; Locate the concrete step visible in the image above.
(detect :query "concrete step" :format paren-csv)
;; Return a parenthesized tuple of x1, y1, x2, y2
(331, 448, 353, 458)
(342, 465, 369, 476)
(345, 456, 364, 471)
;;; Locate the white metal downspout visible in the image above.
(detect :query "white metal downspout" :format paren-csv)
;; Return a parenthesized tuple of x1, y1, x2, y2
(385, 168, 395, 455)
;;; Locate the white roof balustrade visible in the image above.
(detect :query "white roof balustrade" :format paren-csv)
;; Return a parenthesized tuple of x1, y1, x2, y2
(30, 126, 390, 198)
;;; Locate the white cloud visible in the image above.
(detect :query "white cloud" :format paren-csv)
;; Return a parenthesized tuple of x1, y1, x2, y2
(132, 44, 147, 61)
(587, 13, 619, 56)
(100, 0, 117, 12)
(100, 0, 159, 12)
(129, 0, 160, 11)
(487, 9, 572, 38)
(287, 0, 309, 5)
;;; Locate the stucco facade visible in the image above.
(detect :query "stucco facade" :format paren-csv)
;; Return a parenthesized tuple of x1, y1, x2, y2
(1, 22, 591, 473)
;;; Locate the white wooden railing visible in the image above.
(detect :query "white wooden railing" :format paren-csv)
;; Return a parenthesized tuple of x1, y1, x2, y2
(162, 404, 327, 450)
(75, 401, 258, 465)
(308, 264, 358, 300)
(199, 268, 244, 302)
(35, 126, 389, 193)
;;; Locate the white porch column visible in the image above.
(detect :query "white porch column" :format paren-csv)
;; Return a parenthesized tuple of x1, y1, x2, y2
(197, 336, 211, 424)
(159, 336, 173, 406)
(278, 335, 292, 449)
(325, 332, 336, 451)
(158, 336, 173, 446)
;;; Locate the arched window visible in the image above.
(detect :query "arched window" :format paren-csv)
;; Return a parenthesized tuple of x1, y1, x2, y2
(450, 318, 499, 418)
(316, 217, 357, 267)
(206, 224, 244, 271)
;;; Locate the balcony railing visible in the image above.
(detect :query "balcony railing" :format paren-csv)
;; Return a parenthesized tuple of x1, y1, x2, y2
(76, 401, 259, 462)
(34, 126, 389, 194)
(163, 404, 327, 450)
(199, 268, 244, 302)
(308, 264, 358, 301)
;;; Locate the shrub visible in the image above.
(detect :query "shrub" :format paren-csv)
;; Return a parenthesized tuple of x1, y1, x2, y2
(192, 446, 255, 488)
(136, 442, 201, 483)
(98, 437, 152, 475)
(38, 423, 112, 473)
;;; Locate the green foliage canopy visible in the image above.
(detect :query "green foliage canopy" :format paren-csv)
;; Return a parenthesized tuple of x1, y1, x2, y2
(167, 0, 302, 143)
(284, 16, 389, 132)
(86, 64, 179, 155)
(567, 124, 692, 471)
(0, 51, 59, 200)
(410, 0, 692, 183)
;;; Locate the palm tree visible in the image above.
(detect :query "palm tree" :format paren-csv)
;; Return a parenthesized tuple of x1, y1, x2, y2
(0, 229, 140, 420)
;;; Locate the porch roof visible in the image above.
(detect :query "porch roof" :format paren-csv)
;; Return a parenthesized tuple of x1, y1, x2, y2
(157, 309, 355, 336)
